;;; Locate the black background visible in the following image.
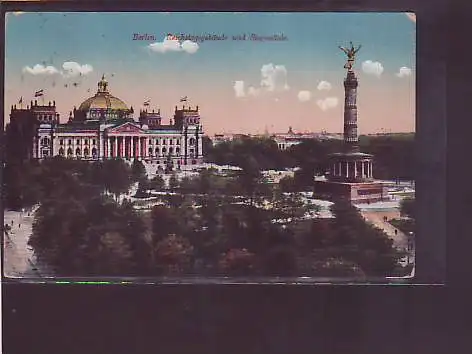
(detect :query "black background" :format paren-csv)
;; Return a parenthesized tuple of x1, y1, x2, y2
(2, 0, 471, 353)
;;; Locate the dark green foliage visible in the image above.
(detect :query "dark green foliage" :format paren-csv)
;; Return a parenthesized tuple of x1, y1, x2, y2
(358, 134, 415, 180)
(100, 159, 133, 198)
(279, 176, 297, 193)
(153, 234, 194, 275)
(164, 154, 174, 174)
(389, 218, 415, 235)
(204, 136, 296, 170)
(131, 159, 146, 182)
(399, 197, 415, 218)
(204, 134, 414, 183)
(168, 174, 179, 191)
(150, 175, 165, 191)
(4, 132, 411, 277)
(135, 177, 151, 198)
(327, 199, 404, 276)
(150, 205, 180, 242)
(29, 195, 150, 276)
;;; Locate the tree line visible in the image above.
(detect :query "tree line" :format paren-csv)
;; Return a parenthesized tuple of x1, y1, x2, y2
(7, 157, 406, 278)
(203, 133, 415, 182)
(2, 129, 412, 278)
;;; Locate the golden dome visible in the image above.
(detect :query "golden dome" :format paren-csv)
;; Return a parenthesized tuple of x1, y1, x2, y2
(77, 75, 129, 111)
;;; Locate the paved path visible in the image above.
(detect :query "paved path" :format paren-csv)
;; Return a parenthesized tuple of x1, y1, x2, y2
(3, 208, 53, 278)
(360, 209, 415, 268)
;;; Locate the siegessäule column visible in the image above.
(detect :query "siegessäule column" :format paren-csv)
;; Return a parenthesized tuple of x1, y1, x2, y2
(343, 70, 359, 153)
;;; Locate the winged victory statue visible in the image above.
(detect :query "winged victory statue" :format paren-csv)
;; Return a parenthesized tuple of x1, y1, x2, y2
(339, 41, 362, 71)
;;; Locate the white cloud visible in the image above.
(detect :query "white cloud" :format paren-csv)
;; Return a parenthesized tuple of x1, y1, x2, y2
(260, 63, 289, 92)
(23, 64, 59, 75)
(248, 86, 260, 97)
(148, 37, 199, 54)
(396, 66, 412, 78)
(234, 81, 245, 98)
(297, 90, 311, 102)
(362, 60, 384, 77)
(61, 62, 93, 78)
(316, 97, 339, 111)
(317, 80, 332, 91)
(181, 40, 199, 54)
(23, 61, 93, 78)
(233, 63, 288, 99)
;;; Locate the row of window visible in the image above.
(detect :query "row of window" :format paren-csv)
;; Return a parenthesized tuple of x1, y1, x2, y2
(146, 147, 183, 156)
(48, 138, 197, 147)
(58, 147, 97, 157)
(147, 137, 197, 146)
(38, 114, 55, 121)
(149, 159, 198, 165)
(187, 118, 199, 125)
(88, 112, 121, 119)
(59, 139, 96, 146)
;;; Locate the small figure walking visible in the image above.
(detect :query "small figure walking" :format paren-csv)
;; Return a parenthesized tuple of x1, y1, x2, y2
(394, 229, 398, 235)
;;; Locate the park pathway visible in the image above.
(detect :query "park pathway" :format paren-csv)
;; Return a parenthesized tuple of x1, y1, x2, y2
(358, 206, 415, 269)
(3, 208, 54, 278)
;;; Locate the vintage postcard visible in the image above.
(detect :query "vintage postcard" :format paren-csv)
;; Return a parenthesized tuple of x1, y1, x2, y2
(3, 12, 416, 282)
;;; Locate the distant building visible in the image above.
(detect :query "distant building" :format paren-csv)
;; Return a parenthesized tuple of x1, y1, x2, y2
(271, 127, 337, 150)
(212, 133, 235, 145)
(7, 75, 204, 169)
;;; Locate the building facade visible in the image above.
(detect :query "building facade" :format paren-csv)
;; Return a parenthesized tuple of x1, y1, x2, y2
(8, 75, 204, 169)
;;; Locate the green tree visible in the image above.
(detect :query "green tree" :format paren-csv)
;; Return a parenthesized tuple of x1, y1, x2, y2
(165, 154, 174, 174)
(237, 156, 263, 205)
(400, 197, 415, 219)
(328, 199, 404, 276)
(135, 177, 151, 198)
(154, 234, 194, 274)
(261, 245, 299, 276)
(131, 159, 147, 182)
(168, 174, 179, 192)
(218, 248, 256, 276)
(279, 176, 298, 193)
(150, 205, 179, 241)
(101, 159, 132, 199)
(179, 176, 197, 194)
(29, 195, 151, 276)
(272, 191, 309, 220)
(150, 175, 165, 191)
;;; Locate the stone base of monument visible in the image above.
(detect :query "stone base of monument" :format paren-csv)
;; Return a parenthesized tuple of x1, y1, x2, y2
(313, 180, 388, 204)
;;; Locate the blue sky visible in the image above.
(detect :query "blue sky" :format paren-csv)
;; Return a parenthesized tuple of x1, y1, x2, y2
(5, 12, 416, 134)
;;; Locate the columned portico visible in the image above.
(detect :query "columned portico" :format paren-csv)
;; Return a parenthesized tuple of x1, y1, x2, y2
(104, 135, 149, 159)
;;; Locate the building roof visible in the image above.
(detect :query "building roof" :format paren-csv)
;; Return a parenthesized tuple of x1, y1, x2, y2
(55, 122, 100, 133)
(329, 151, 373, 159)
(77, 75, 129, 111)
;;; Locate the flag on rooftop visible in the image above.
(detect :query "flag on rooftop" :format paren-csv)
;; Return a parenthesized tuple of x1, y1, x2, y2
(180, 96, 188, 102)
(34, 89, 44, 97)
(143, 99, 150, 106)
(18, 96, 23, 104)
